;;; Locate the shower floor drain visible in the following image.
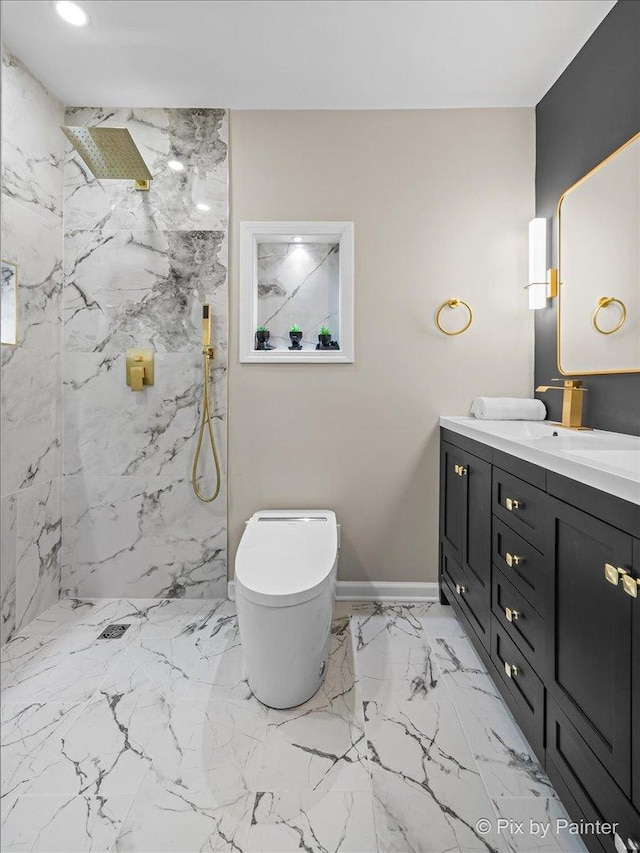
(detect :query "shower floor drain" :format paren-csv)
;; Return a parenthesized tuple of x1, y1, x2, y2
(97, 624, 130, 640)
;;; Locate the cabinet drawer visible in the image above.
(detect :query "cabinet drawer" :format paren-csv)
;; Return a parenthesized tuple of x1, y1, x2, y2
(492, 568, 545, 677)
(441, 543, 490, 649)
(493, 517, 550, 615)
(493, 468, 551, 552)
(491, 620, 544, 754)
(547, 697, 640, 853)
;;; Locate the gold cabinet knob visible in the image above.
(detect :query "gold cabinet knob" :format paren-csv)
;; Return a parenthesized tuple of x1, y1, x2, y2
(454, 465, 468, 477)
(505, 553, 523, 568)
(505, 498, 521, 511)
(505, 607, 520, 623)
(621, 575, 639, 598)
(604, 563, 628, 586)
(455, 583, 466, 595)
(504, 662, 519, 678)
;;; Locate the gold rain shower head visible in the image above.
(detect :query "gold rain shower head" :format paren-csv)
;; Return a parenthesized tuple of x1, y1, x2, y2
(62, 126, 153, 190)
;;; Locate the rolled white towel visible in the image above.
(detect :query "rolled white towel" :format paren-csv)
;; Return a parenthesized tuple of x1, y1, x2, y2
(471, 397, 547, 421)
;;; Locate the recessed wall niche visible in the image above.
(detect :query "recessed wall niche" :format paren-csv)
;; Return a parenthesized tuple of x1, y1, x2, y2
(239, 221, 354, 363)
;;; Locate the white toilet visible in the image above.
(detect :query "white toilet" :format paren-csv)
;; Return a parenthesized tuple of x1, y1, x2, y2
(235, 509, 339, 709)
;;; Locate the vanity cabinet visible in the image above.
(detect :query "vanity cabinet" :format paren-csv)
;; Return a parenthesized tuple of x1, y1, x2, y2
(439, 427, 640, 853)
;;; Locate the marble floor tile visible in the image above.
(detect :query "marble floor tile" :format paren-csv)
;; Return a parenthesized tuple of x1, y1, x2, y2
(492, 797, 588, 853)
(1, 492, 17, 647)
(114, 781, 252, 853)
(419, 603, 470, 640)
(366, 698, 507, 853)
(247, 790, 378, 853)
(1, 793, 133, 852)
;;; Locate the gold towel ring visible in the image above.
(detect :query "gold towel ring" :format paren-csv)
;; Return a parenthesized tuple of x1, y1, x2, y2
(435, 299, 473, 336)
(592, 297, 627, 335)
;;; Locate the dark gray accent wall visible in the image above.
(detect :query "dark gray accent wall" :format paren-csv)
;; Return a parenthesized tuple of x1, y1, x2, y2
(535, 0, 640, 436)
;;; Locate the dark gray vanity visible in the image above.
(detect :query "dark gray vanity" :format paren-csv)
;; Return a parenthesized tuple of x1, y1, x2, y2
(439, 417, 640, 853)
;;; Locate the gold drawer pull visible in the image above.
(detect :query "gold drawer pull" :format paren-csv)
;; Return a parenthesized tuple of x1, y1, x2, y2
(505, 553, 523, 568)
(455, 583, 466, 595)
(604, 563, 627, 586)
(454, 465, 467, 477)
(621, 575, 639, 598)
(504, 662, 519, 678)
(505, 607, 520, 623)
(505, 497, 521, 511)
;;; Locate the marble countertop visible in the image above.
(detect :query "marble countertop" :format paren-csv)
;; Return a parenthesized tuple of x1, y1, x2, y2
(440, 416, 640, 506)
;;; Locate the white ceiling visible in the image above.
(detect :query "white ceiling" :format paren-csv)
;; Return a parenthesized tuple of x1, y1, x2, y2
(1, 0, 616, 109)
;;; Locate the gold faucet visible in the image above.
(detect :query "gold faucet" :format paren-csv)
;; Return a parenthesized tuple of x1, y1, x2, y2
(535, 379, 591, 430)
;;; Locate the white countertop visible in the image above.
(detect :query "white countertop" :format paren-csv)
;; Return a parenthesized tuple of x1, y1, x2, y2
(440, 416, 640, 506)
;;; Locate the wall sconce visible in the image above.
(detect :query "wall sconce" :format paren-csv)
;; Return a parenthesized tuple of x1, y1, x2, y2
(526, 218, 558, 310)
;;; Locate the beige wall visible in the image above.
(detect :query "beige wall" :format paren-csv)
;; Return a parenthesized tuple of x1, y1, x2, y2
(229, 109, 535, 584)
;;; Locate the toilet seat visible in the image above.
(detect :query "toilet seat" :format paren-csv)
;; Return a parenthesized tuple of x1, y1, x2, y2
(235, 510, 338, 607)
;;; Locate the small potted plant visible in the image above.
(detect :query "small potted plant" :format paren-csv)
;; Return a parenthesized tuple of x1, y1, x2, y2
(289, 324, 303, 350)
(318, 325, 332, 347)
(255, 326, 270, 350)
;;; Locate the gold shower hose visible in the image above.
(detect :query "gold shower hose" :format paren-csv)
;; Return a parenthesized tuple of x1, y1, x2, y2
(191, 346, 222, 502)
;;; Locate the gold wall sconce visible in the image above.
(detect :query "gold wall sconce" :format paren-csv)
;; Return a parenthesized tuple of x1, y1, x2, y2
(435, 298, 473, 336)
(126, 349, 154, 391)
(592, 296, 627, 335)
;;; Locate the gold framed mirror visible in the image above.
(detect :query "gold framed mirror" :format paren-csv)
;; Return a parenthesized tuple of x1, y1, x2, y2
(557, 131, 640, 375)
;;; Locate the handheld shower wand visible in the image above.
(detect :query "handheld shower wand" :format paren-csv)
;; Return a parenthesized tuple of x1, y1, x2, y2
(191, 303, 222, 502)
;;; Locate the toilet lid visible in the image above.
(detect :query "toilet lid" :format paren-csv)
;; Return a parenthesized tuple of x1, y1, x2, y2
(235, 510, 338, 607)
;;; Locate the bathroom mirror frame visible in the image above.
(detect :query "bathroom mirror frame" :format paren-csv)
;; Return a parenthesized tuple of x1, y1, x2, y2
(556, 131, 640, 376)
(239, 221, 355, 363)
(1, 259, 18, 346)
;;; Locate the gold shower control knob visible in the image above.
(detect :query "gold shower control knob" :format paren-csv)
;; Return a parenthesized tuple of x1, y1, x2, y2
(125, 349, 154, 391)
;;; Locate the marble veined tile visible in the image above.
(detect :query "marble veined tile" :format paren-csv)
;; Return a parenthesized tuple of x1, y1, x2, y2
(1, 194, 63, 354)
(353, 606, 448, 704)
(1, 493, 17, 647)
(492, 797, 588, 853)
(365, 698, 507, 853)
(1, 51, 64, 221)
(419, 602, 469, 640)
(15, 478, 62, 632)
(63, 351, 226, 481)
(64, 107, 227, 232)
(63, 229, 227, 354)
(61, 473, 227, 599)
(1, 793, 133, 853)
(247, 790, 378, 853)
(114, 782, 252, 853)
(0, 348, 61, 495)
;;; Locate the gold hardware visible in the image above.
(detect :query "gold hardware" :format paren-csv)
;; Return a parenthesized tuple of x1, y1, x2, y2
(504, 662, 519, 678)
(454, 464, 460, 475)
(505, 552, 523, 568)
(134, 179, 150, 191)
(125, 348, 154, 391)
(435, 298, 473, 336)
(547, 268, 558, 299)
(556, 130, 640, 377)
(535, 379, 591, 430)
(62, 126, 153, 190)
(454, 464, 467, 477)
(592, 297, 627, 335)
(621, 575, 639, 598)
(505, 498, 521, 511)
(455, 583, 466, 595)
(604, 563, 627, 585)
(505, 607, 520, 623)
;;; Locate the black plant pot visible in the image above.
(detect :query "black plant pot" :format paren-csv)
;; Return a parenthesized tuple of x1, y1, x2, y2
(255, 330, 270, 350)
(289, 331, 303, 350)
(318, 333, 332, 347)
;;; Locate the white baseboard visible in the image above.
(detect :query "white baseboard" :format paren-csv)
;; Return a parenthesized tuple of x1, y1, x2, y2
(227, 580, 438, 603)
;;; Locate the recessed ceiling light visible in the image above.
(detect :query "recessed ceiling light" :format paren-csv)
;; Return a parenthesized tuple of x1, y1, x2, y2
(167, 160, 185, 172)
(196, 203, 210, 212)
(292, 236, 302, 242)
(55, 1, 88, 26)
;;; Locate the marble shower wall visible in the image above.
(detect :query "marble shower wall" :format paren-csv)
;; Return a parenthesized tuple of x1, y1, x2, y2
(62, 107, 228, 599)
(257, 242, 339, 349)
(1, 52, 64, 645)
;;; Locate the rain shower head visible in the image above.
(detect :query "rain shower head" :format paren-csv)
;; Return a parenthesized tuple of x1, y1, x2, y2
(62, 126, 152, 190)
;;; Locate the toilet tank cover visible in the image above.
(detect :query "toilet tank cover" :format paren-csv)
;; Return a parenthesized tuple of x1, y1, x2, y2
(235, 510, 338, 606)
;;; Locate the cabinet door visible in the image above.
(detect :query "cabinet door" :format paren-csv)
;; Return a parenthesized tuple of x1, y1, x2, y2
(633, 538, 640, 816)
(440, 442, 465, 563)
(548, 497, 633, 795)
